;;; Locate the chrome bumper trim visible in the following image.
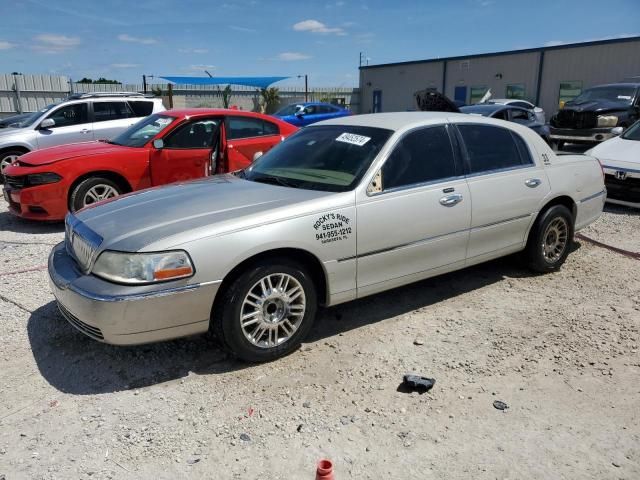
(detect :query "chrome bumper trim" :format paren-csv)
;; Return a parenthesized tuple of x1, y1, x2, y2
(579, 190, 606, 203)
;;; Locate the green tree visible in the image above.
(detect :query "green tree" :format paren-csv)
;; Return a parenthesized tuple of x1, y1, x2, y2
(259, 87, 280, 114)
(222, 85, 233, 109)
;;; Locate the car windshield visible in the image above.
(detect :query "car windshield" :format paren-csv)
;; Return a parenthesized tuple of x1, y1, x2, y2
(621, 121, 640, 141)
(109, 114, 176, 147)
(244, 125, 393, 192)
(12, 103, 57, 128)
(275, 104, 303, 116)
(572, 86, 636, 104)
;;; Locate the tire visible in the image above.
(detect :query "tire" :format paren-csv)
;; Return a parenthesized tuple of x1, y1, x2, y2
(0, 150, 26, 176)
(525, 205, 574, 273)
(69, 177, 122, 212)
(212, 258, 318, 362)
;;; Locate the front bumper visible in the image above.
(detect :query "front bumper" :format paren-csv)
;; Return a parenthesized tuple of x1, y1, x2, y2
(603, 169, 640, 208)
(549, 127, 616, 143)
(3, 183, 68, 221)
(48, 242, 220, 345)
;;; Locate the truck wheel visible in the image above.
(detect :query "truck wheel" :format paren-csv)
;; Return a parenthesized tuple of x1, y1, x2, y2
(0, 150, 25, 176)
(212, 258, 318, 362)
(525, 205, 574, 273)
(69, 177, 122, 212)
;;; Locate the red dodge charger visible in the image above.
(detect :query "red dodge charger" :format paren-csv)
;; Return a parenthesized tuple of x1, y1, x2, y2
(2, 108, 297, 221)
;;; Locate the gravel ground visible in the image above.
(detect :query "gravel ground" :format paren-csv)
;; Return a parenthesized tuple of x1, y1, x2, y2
(0, 200, 638, 480)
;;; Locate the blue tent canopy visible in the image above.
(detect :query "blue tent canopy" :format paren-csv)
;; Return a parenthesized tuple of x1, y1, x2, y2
(159, 76, 289, 89)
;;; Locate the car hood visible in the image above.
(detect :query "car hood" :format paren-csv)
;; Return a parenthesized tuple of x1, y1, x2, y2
(75, 174, 341, 253)
(588, 136, 640, 169)
(18, 141, 130, 166)
(561, 99, 630, 114)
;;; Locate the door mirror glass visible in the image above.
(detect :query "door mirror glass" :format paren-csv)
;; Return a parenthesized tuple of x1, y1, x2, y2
(611, 126, 624, 136)
(252, 151, 263, 162)
(39, 118, 55, 129)
(153, 138, 164, 149)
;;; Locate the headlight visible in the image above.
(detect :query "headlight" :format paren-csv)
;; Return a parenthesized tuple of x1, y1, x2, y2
(26, 172, 62, 186)
(92, 250, 194, 284)
(597, 115, 618, 127)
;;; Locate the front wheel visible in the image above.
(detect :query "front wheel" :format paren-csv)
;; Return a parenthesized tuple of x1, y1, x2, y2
(69, 177, 122, 212)
(0, 150, 26, 176)
(212, 259, 318, 362)
(525, 205, 574, 273)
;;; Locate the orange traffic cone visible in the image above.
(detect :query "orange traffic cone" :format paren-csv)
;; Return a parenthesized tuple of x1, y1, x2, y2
(316, 459, 334, 480)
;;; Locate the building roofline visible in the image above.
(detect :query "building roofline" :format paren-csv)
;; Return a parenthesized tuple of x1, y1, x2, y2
(359, 36, 640, 70)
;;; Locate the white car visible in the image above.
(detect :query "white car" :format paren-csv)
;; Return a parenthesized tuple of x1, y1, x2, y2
(49, 112, 605, 362)
(0, 93, 165, 174)
(484, 99, 546, 124)
(586, 121, 640, 208)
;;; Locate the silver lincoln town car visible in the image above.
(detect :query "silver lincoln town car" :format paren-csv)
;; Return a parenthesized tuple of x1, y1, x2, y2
(49, 112, 606, 362)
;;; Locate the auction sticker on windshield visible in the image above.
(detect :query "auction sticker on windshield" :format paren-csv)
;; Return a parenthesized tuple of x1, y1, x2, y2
(336, 132, 371, 146)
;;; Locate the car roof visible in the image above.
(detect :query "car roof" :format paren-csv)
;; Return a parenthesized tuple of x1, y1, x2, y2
(316, 111, 501, 131)
(488, 98, 531, 104)
(460, 104, 506, 114)
(160, 108, 275, 120)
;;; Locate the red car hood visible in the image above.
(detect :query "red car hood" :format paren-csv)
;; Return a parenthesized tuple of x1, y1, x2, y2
(18, 141, 132, 166)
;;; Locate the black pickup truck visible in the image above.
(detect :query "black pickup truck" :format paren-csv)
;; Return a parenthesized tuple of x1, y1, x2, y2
(549, 82, 640, 149)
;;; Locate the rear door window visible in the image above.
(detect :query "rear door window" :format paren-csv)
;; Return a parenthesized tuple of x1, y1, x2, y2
(382, 125, 457, 190)
(93, 101, 133, 122)
(128, 100, 155, 117)
(458, 124, 531, 174)
(226, 117, 279, 139)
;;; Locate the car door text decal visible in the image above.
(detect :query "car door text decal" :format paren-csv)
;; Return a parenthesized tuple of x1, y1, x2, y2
(313, 213, 352, 244)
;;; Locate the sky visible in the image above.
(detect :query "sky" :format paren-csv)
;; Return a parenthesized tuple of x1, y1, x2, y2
(0, 0, 638, 88)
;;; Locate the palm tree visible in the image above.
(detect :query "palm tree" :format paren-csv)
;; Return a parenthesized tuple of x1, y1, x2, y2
(260, 87, 280, 114)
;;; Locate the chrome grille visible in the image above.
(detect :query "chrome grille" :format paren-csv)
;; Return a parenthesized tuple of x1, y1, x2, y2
(65, 214, 103, 272)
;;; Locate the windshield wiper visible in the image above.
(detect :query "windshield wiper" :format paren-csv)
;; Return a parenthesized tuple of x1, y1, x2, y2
(251, 174, 297, 188)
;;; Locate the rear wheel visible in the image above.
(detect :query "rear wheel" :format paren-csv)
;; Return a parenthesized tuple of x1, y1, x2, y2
(212, 258, 318, 362)
(525, 204, 574, 273)
(69, 177, 122, 212)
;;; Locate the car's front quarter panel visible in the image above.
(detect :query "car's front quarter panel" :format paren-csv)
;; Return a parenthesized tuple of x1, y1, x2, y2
(146, 192, 358, 306)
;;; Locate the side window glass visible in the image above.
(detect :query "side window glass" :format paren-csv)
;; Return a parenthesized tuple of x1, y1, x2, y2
(510, 109, 529, 121)
(382, 126, 456, 190)
(226, 117, 270, 139)
(458, 124, 526, 174)
(164, 119, 219, 149)
(493, 109, 507, 120)
(263, 120, 279, 136)
(93, 102, 132, 122)
(303, 105, 317, 115)
(46, 103, 88, 128)
(128, 100, 154, 116)
(511, 131, 534, 165)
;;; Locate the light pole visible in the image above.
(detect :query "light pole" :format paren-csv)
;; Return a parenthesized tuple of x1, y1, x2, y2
(297, 74, 308, 102)
(142, 75, 154, 94)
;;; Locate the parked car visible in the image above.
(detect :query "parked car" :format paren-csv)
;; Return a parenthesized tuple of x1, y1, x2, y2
(3, 108, 297, 220)
(0, 92, 165, 175)
(49, 112, 604, 362)
(586, 120, 640, 208)
(273, 102, 351, 127)
(460, 104, 550, 143)
(482, 99, 546, 124)
(549, 82, 640, 149)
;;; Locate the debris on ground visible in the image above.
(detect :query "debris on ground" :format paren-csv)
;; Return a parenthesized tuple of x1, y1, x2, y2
(493, 400, 509, 411)
(401, 374, 436, 393)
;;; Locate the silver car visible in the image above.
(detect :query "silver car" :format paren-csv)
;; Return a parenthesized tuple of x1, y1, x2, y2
(48, 112, 605, 362)
(0, 93, 164, 174)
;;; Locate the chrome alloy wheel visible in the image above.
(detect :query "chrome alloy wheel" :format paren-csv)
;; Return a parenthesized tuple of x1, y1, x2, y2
(541, 217, 569, 263)
(0, 154, 20, 173)
(82, 184, 119, 206)
(240, 273, 306, 349)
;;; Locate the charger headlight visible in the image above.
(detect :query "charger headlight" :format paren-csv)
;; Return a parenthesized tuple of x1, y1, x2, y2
(26, 172, 62, 186)
(92, 250, 194, 284)
(597, 115, 618, 127)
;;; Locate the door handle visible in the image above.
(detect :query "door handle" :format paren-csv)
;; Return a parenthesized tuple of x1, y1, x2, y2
(439, 193, 463, 207)
(81, 129, 90, 134)
(525, 178, 542, 188)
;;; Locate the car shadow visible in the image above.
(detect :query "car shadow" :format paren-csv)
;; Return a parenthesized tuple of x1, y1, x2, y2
(28, 252, 558, 396)
(603, 203, 640, 217)
(0, 211, 64, 235)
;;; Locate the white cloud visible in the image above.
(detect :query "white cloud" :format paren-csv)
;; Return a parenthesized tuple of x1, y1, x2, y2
(118, 34, 157, 45)
(0, 41, 15, 50)
(32, 34, 81, 53)
(277, 52, 312, 61)
(229, 25, 258, 33)
(110, 63, 140, 68)
(185, 64, 216, 72)
(293, 19, 346, 35)
(178, 47, 209, 54)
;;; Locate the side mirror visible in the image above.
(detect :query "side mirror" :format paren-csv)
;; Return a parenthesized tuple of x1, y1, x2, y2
(252, 151, 263, 162)
(611, 126, 624, 136)
(295, 113, 304, 118)
(39, 118, 55, 129)
(152, 138, 164, 149)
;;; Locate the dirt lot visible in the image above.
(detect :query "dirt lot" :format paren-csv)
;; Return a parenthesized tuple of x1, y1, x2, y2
(0, 200, 638, 480)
